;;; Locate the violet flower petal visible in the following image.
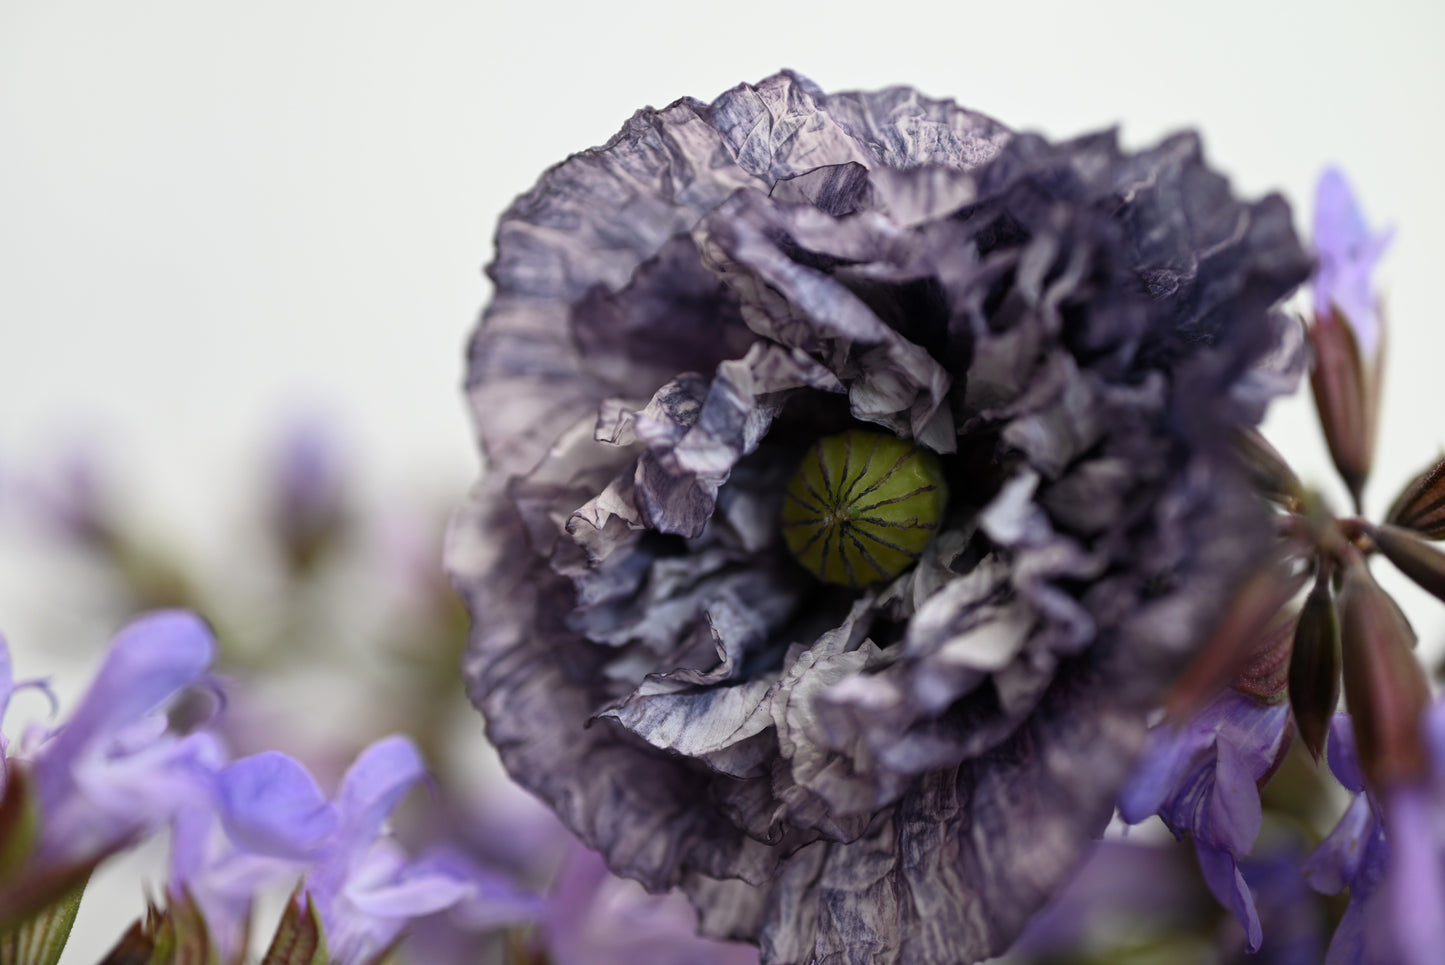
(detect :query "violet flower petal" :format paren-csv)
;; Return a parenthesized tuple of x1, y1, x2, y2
(34, 610, 214, 800)
(217, 751, 338, 858)
(1381, 787, 1445, 965)
(1196, 840, 1262, 952)
(1313, 167, 1393, 357)
(1327, 712, 1366, 794)
(332, 734, 425, 847)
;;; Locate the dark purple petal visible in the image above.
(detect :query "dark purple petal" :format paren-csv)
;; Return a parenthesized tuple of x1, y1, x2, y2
(1196, 841, 1262, 952)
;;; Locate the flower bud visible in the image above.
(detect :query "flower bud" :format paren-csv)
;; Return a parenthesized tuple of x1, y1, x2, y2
(1385, 455, 1445, 540)
(1309, 308, 1379, 512)
(1338, 557, 1431, 790)
(1288, 566, 1341, 761)
(1235, 428, 1304, 507)
(1165, 558, 1308, 719)
(1368, 522, 1445, 606)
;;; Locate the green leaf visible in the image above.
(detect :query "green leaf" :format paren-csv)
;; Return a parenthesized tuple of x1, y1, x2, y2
(259, 891, 328, 965)
(0, 873, 88, 965)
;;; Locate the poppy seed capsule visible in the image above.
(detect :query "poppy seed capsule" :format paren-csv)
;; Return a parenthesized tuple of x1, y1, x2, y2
(781, 429, 948, 587)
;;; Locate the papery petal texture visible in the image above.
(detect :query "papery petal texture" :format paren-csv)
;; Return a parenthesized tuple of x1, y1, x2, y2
(449, 71, 1311, 964)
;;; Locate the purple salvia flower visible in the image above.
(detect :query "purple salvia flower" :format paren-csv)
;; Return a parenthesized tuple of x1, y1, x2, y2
(172, 738, 541, 963)
(169, 751, 335, 958)
(17, 611, 225, 866)
(1307, 709, 1445, 965)
(1119, 688, 1293, 951)
(1313, 167, 1393, 359)
(300, 735, 541, 964)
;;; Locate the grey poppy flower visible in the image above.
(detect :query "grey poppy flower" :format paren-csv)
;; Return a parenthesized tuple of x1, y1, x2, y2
(447, 71, 1311, 964)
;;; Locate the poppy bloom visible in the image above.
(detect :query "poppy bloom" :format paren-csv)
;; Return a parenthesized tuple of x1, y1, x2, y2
(449, 71, 1311, 963)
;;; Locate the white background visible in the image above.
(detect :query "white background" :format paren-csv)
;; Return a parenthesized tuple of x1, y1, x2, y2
(2, 0, 1443, 959)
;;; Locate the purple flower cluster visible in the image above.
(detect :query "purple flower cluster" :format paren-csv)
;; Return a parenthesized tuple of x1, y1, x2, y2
(1119, 687, 1293, 950)
(0, 612, 541, 962)
(1304, 711, 1445, 965)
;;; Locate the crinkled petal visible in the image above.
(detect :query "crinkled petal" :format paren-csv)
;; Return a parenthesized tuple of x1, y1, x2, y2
(1303, 793, 1379, 896)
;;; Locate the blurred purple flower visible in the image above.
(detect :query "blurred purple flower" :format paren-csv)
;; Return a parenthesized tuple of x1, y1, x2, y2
(169, 751, 336, 957)
(1313, 167, 1392, 358)
(299, 735, 542, 963)
(172, 736, 542, 963)
(538, 843, 758, 965)
(1119, 688, 1292, 951)
(1305, 711, 1445, 965)
(5, 437, 114, 548)
(2, 612, 225, 868)
(268, 410, 350, 568)
(1007, 840, 1210, 956)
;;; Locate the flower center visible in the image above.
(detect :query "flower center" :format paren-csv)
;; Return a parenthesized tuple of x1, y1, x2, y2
(780, 429, 948, 587)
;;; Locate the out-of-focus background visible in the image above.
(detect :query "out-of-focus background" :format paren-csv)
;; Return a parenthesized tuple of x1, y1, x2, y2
(2, 0, 1442, 959)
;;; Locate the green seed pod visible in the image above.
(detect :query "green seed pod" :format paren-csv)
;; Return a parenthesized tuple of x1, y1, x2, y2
(781, 429, 948, 587)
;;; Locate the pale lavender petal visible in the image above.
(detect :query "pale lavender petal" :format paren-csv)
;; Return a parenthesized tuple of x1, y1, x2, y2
(36, 610, 215, 802)
(1313, 167, 1393, 357)
(217, 751, 337, 858)
(405, 849, 546, 930)
(334, 735, 425, 844)
(40, 728, 224, 861)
